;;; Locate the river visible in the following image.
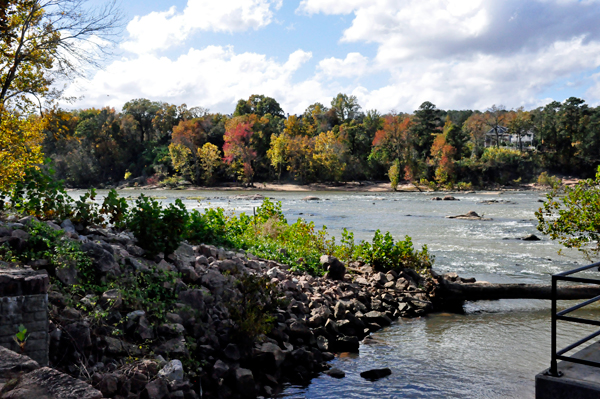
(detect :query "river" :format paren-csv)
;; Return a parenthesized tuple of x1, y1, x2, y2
(73, 188, 599, 398)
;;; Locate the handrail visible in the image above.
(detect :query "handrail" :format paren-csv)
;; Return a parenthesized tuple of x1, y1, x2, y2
(549, 261, 600, 377)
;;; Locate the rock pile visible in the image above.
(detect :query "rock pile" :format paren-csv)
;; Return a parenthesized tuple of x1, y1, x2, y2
(0, 217, 441, 398)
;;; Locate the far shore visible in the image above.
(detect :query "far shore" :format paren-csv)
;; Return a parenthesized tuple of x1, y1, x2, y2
(87, 179, 581, 193)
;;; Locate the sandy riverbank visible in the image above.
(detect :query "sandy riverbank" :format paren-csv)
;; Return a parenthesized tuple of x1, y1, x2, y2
(121, 180, 564, 193)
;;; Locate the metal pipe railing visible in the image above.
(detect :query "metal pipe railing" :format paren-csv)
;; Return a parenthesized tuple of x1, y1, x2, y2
(549, 261, 600, 377)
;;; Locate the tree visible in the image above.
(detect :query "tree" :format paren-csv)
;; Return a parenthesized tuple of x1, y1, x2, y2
(463, 113, 487, 158)
(0, 108, 44, 191)
(168, 143, 193, 181)
(536, 166, 600, 261)
(485, 104, 507, 148)
(330, 93, 362, 121)
(197, 143, 221, 185)
(223, 121, 256, 185)
(412, 101, 442, 157)
(122, 99, 161, 143)
(267, 133, 287, 181)
(507, 108, 533, 152)
(234, 94, 284, 118)
(313, 131, 347, 182)
(0, 0, 122, 110)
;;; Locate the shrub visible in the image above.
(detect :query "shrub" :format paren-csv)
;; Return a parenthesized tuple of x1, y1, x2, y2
(356, 230, 433, 273)
(127, 194, 188, 256)
(537, 171, 562, 189)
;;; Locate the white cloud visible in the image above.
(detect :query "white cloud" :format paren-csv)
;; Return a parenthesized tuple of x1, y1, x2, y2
(122, 0, 283, 54)
(64, 47, 321, 114)
(317, 53, 370, 78)
(357, 37, 600, 112)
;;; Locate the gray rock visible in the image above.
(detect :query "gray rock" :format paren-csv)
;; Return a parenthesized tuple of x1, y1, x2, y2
(235, 368, 255, 396)
(143, 378, 169, 399)
(224, 343, 241, 361)
(522, 234, 541, 241)
(326, 368, 345, 378)
(98, 289, 122, 310)
(55, 265, 78, 286)
(158, 359, 184, 381)
(81, 242, 120, 275)
(333, 301, 346, 319)
(0, 366, 102, 399)
(178, 289, 207, 312)
(212, 359, 229, 379)
(0, 346, 39, 380)
(98, 373, 119, 397)
(363, 311, 392, 326)
(360, 367, 392, 380)
(254, 342, 286, 369)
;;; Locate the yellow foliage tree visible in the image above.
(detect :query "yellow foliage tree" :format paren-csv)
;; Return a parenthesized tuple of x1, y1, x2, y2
(0, 108, 44, 191)
(197, 142, 221, 185)
(168, 142, 193, 181)
(313, 130, 347, 182)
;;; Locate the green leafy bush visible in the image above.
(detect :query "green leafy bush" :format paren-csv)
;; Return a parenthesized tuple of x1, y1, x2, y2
(355, 229, 433, 273)
(127, 194, 189, 256)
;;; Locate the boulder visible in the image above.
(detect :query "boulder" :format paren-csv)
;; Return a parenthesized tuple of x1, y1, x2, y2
(326, 368, 345, 379)
(142, 378, 169, 399)
(253, 342, 286, 369)
(0, 346, 39, 381)
(522, 234, 541, 241)
(443, 196, 458, 201)
(302, 196, 320, 201)
(235, 368, 255, 397)
(178, 289, 207, 312)
(55, 266, 78, 286)
(0, 367, 102, 399)
(320, 255, 346, 281)
(224, 343, 241, 361)
(363, 311, 392, 326)
(81, 242, 120, 275)
(158, 359, 184, 381)
(360, 368, 392, 381)
(98, 289, 123, 310)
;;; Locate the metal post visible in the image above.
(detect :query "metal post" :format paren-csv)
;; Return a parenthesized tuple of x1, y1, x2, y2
(550, 275, 560, 376)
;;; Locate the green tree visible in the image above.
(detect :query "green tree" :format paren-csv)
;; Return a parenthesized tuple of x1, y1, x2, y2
(536, 167, 600, 260)
(411, 101, 441, 157)
(330, 93, 362, 122)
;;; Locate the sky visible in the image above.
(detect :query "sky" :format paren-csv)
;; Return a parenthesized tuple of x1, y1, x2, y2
(64, 0, 600, 115)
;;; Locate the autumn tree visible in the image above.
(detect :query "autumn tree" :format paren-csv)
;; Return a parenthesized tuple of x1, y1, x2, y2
(197, 143, 221, 185)
(267, 133, 288, 181)
(0, 108, 44, 191)
(313, 131, 347, 182)
(463, 113, 487, 158)
(223, 121, 256, 185)
(430, 120, 457, 185)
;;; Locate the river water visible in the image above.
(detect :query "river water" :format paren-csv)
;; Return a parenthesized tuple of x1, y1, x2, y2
(73, 188, 599, 398)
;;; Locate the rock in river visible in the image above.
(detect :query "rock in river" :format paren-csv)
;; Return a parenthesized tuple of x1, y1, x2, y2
(360, 368, 392, 381)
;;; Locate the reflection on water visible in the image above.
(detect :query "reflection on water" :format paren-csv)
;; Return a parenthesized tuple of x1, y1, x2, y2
(70, 189, 596, 398)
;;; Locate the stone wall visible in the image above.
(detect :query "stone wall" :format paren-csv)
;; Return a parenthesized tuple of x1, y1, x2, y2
(0, 265, 49, 365)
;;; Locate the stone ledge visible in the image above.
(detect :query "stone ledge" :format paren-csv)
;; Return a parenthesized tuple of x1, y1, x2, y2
(0, 266, 49, 297)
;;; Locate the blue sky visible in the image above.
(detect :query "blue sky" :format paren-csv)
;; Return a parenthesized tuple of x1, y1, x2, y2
(66, 0, 600, 115)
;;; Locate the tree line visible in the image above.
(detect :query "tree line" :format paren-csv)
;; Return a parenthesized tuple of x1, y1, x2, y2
(39, 94, 600, 189)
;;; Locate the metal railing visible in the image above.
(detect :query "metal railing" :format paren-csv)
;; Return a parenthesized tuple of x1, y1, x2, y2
(549, 261, 600, 377)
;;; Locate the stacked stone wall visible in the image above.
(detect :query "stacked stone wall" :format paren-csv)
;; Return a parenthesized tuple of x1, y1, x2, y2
(0, 266, 49, 365)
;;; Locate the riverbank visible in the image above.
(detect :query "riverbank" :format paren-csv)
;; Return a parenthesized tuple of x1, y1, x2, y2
(112, 179, 565, 194)
(0, 214, 450, 399)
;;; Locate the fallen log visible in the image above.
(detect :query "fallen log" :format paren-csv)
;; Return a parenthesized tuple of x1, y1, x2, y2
(441, 281, 600, 301)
